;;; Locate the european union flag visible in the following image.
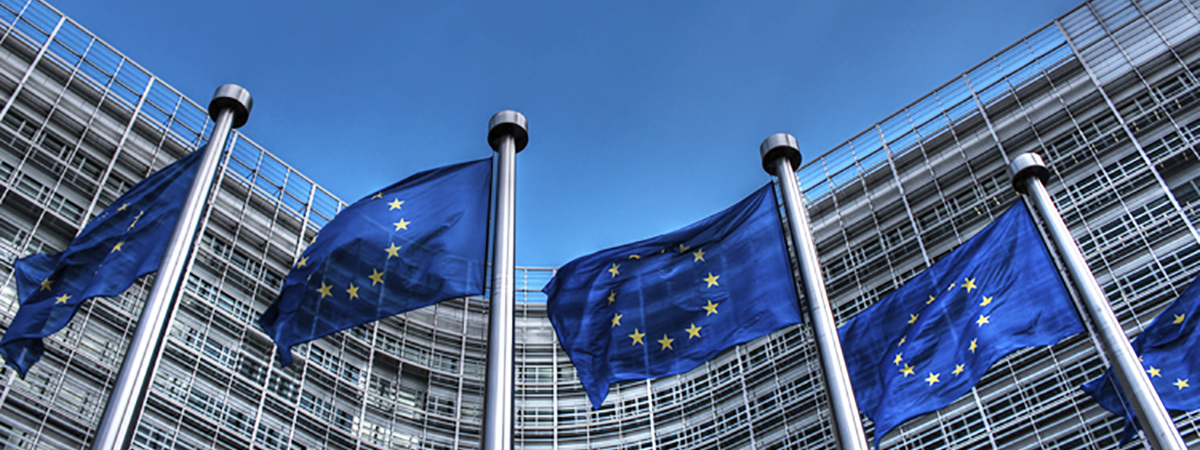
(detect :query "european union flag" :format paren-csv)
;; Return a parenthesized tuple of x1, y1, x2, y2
(258, 158, 492, 366)
(0, 148, 206, 377)
(545, 183, 802, 408)
(1082, 272, 1200, 443)
(839, 200, 1085, 446)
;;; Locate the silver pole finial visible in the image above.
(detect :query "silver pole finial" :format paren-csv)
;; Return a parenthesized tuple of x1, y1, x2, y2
(208, 84, 253, 128)
(488, 110, 528, 153)
(760, 132, 802, 176)
(1008, 152, 1049, 195)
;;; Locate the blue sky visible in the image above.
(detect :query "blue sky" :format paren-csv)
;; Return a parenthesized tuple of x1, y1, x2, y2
(49, 1, 1081, 268)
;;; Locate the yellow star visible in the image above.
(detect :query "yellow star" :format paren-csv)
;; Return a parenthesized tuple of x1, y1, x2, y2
(657, 334, 674, 350)
(925, 372, 941, 386)
(692, 248, 705, 262)
(703, 300, 719, 316)
(118, 203, 128, 211)
(371, 191, 383, 199)
(685, 323, 702, 339)
(311, 234, 318, 244)
(893, 353, 903, 366)
(346, 283, 360, 300)
(678, 244, 691, 253)
(953, 364, 965, 376)
(369, 268, 385, 286)
(608, 263, 620, 278)
(704, 272, 720, 288)
(128, 211, 143, 230)
(976, 315, 990, 327)
(385, 242, 402, 258)
(393, 219, 411, 231)
(969, 339, 978, 353)
(1174, 314, 1186, 324)
(388, 199, 405, 210)
(962, 278, 977, 293)
(39, 278, 53, 292)
(608, 291, 616, 304)
(927, 295, 936, 305)
(111, 241, 125, 252)
(980, 296, 993, 307)
(908, 313, 919, 324)
(296, 256, 309, 268)
(628, 328, 645, 346)
(54, 293, 71, 304)
(1174, 378, 1189, 390)
(317, 282, 333, 299)
(897, 336, 906, 347)
(947, 282, 956, 290)
(900, 364, 915, 377)
(611, 313, 622, 328)
(628, 254, 641, 259)
(1148, 366, 1162, 378)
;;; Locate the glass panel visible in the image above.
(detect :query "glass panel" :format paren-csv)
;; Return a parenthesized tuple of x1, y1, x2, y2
(966, 60, 1003, 93)
(907, 95, 941, 131)
(1026, 25, 1067, 56)
(889, 131, 919, 156)
(822, 143, 856, 177)
(311, 189, 341, 228)
(81, 42, 120, 85)
(879, 113, 912, 143)
(146, 82, 181, 117)
(796, 161, 827, 195)
(1037, 44, 1074, 73)
(0, 0, 21, 23)
(18, 0, 55, 35)
(946, 97, 978, 123)
(850, 131, 883, 160)
(857, 146, 887, 173)
(917, 113, 949, 139)
(994, 42, 1035, 77)
(937, 77, 972, 113)
(802, 177, 830, 202)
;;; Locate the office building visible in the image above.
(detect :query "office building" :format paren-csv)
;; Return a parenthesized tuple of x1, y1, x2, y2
(0, 0, 1197, 448)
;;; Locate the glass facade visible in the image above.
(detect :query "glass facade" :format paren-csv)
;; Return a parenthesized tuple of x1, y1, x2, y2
(0, 0, 1197, 448)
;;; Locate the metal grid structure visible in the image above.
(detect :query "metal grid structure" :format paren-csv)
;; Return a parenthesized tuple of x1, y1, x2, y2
(0, 0, 1196, 449)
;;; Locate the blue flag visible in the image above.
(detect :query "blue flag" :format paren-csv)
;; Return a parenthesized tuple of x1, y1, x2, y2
(258, 158, 492, 366)
(0, 148, 206, 377)
(839, 200, 1085, 446)
(545, 183, 803, 408)
(1082, 272, 1200, 443)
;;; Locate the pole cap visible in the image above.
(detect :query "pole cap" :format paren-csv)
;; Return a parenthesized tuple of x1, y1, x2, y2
(208, 84, 253, 128)
(760, 133, 802, 176)
(1009, 152, 1049, 194)
(488, 110, 528, 153)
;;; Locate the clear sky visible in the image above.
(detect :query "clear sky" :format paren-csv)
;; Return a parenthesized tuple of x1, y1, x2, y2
(47, 0, 1082, 268)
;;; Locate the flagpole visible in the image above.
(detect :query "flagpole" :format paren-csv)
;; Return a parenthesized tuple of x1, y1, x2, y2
(761, 133, 869, 450)
(482, 110, 526, 450)
(91, 84, 252, 450)
(1010, 153, 1185, 450)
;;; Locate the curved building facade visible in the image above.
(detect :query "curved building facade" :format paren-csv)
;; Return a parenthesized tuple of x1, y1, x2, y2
(0, 0, 1198, 449)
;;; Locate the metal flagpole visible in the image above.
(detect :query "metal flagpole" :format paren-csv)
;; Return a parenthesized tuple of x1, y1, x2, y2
(91, 84, 252, 450)
(760, 133, 869, 450)
(482, 110, 527, 450)
(1010, 153, 1185, 450)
